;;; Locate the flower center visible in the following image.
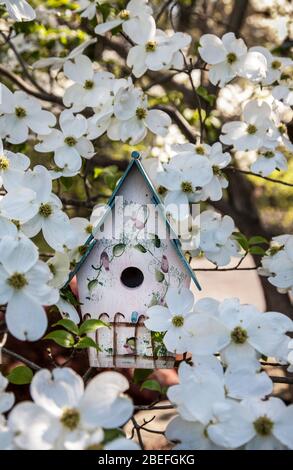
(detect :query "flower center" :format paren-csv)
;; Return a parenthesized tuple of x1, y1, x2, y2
(195, 145, 205, 155)
(181, 181, 193, 193)
(136, 107, 147, 120)
(271, 60, 282, 70)
(84, 80, 94, 90)
(11, 219, 20, 229)
(278, 124, 286, 135)
(0, 155, 9, 170)
(7, 272, 28, 290)
(247, 124, 257, 135)
(253, 416, 274, 436)
(213, 165, 222, 176)
(119, 9, 130, 20)
(157, 185, 167, 195)
(145, 41, 157, 52)
(86, 224, 93, 234)
(231, 326, 248, 344)
(39, 203, 53, 218)
(15, 107, 27, 118)
(263, 151, 275, 159)
(172, 315, 184, 327)
(60, 408, 80, 431)
(64, 136, 77, 147)
(226, 52, 237, 64)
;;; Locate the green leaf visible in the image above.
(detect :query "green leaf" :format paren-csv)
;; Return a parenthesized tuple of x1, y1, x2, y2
(103, 428, 125, 444)
(155, 270, 165, 282)
(79, 319, 109, 335)
(134, 244, 147, 253)
(93, 167, 105, 179)
(248, 236, 268, 245)
(44, 330, 75, 348)
(7, 366, 33, 385)
(196, 85, 216, 106)
(133, 369, 153, 385)
(113, 243, 126, 257)
(249, 246, 266, 255)
(60, 176, 74, 190)
(141, 379, 162, 393)
(60, 286, 81, 307)
(75, 336, 100, 350)
(97, 3, 112, 21)
(52, 319, 79, 335)
(88, 279, 99, 292)
(233, 232, 249, 251)
(150, 234, 161, 248)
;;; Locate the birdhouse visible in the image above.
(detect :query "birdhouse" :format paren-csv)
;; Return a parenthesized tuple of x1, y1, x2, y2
(69, 152, 201, 369)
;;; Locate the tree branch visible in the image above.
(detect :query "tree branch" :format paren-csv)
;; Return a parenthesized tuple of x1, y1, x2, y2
(226, 167, 293, 188)
(2, 347, 42, 371)
(131, 416, 145, 450)
(0, 65, 63, 105)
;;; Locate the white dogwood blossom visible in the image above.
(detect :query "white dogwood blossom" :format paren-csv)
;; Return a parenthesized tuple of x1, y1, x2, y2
(210, 298, 293, 366)
(127, 30, 191, 78)
(0, 138, 30, 190)
(0, 373, 14, 415)
(0, 0, 36, 21)
(191, 142, 231, 202)
(181, 210, 241, 266)
(221, 100, 273, 151)
(63, 55, 117, 112)
(1, 165, 72, 251)
(209, 397, 293, 450)
(108, 83, 172, 144)
(156, 144, 213, 219)
(0, 235, 58, 340)
(75, 0, 99, 20)
(288, 340, 293, 373)
(0, 85, 56, 144)
(145, 287, 195, 353)
(250, 46, 292, 85)
(8, 369, 133, 450)
(0, 416, 14, 450)
(95, 0, 156, 44)
(167, 361, 288, 450)
(251, 147, 287, 176)
(198, 33, 267, 87)
(35, 110, 94, 175)
(259, 234, 293, 295)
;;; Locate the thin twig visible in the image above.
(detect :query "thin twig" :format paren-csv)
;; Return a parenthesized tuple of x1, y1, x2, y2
(131, 416, 145, 450)
(83, 367, 95, 383)
(270, 375, 293, 385)
(0, 31, 46, 94)
(156, 0, 174, 22)
(0, 64, 63, 105)
(226, 167, 293, 188)
(193, 265, 258, 272)
(134, 404, 175, 411)
(2, 347, 41, 371)
(261, 362, 288, 367)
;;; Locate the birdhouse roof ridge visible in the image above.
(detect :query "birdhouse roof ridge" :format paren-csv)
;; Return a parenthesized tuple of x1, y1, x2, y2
(66, 154, 201, 290)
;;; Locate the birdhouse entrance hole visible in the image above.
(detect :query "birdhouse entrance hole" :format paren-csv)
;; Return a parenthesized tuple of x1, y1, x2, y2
(120, 267, 144, 288)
